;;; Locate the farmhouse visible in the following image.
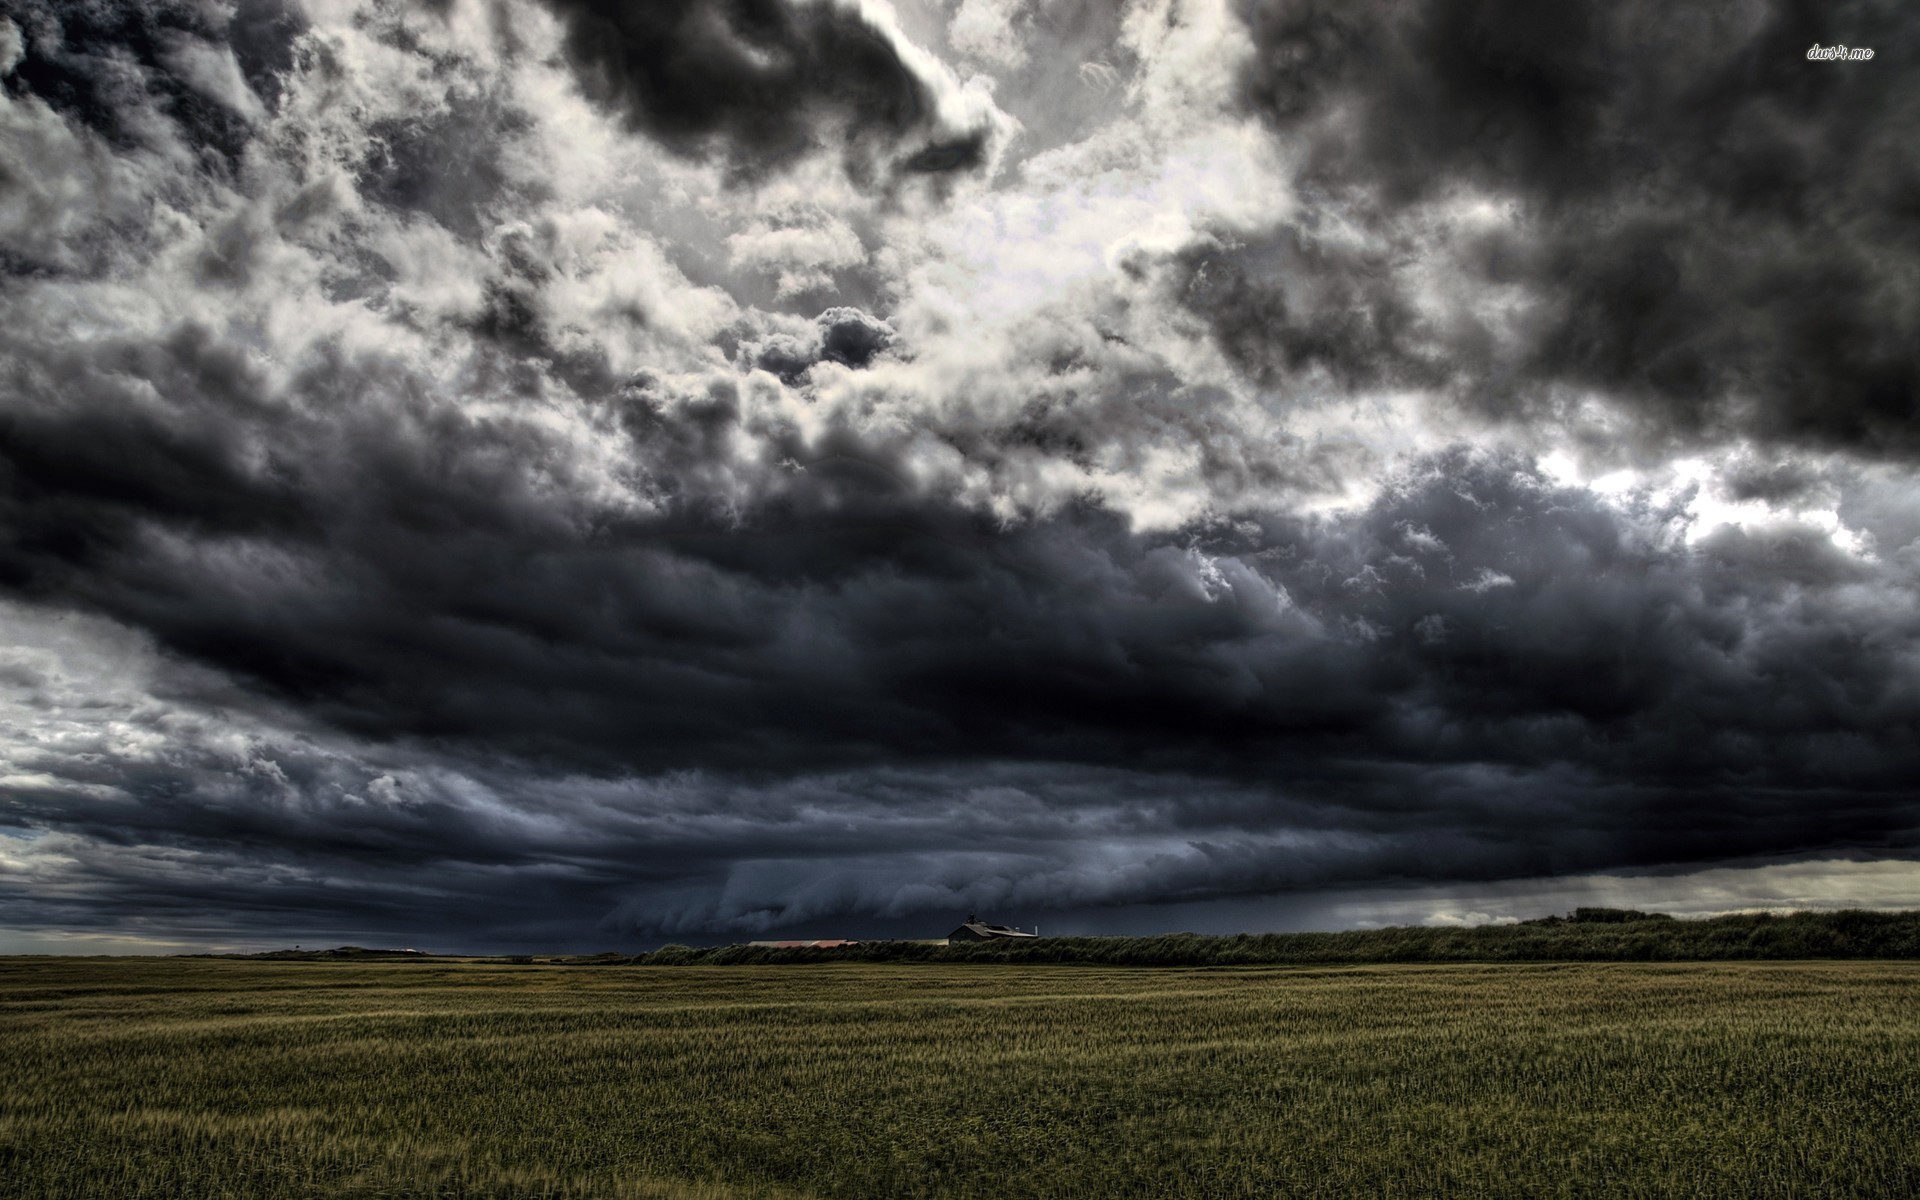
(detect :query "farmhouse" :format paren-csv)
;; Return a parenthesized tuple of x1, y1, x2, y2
(948, 914, 1039, 944)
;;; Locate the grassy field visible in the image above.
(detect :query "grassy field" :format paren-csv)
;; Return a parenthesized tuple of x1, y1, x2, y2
(3, 960, 1918, 1198)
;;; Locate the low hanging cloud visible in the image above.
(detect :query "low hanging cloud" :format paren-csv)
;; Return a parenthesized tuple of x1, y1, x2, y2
(1, 0, 1917, 948)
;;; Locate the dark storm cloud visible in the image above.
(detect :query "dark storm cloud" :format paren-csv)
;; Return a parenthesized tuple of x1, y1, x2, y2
(4, 299, 1915, 896)
(1722, 454, 1832, 506)
(1151, 225, 1450, 392)
(3, 0, 1918, 949)
(1227, 0, 1920, 454)
(358, 99, 531, 243)
(1, 0, 301, 162)
(742, 306, 896, 381)
(538, 0, 994, 183)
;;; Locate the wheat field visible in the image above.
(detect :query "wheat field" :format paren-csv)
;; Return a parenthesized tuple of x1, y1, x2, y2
(3, 959, 1917, 1198)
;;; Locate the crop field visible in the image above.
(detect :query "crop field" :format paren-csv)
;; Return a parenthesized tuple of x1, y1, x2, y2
(3, 960, 1919, 1199)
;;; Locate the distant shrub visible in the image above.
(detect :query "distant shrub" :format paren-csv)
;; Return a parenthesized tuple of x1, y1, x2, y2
(1568, 907, 1675, 923)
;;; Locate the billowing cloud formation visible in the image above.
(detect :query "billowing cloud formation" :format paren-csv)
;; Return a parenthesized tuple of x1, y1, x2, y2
(541, 0, 1009, 183)
(1, 0, 1916, 949)
(1225, 0, 1920, 456)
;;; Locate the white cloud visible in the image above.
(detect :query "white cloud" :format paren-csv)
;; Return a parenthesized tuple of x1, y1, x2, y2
(947, 0, 1030, 69)
(1329, 859, 1920, 929)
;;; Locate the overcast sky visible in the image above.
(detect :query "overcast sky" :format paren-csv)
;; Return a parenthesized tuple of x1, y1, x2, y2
(2, 0, 1917, 953)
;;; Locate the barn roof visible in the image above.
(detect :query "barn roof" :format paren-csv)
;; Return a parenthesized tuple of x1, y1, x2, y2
(950, 921, 1037, 939)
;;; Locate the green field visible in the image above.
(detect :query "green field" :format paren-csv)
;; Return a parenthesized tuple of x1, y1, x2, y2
(4, 960, 1918, 1198)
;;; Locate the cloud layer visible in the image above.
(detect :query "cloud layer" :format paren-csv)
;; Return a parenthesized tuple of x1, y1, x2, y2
(1, 0, 1916, 948)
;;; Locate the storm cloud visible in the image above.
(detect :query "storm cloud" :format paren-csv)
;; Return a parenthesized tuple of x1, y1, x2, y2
(1223, 0, 1920, 456)
(540, 0, 1007, 183)
(1, 0, 1917, 950)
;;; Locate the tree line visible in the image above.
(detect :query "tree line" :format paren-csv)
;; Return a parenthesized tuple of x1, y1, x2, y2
(623, 908, 1920, 966)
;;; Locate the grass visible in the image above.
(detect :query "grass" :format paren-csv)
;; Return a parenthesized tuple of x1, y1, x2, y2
(3, 959, 1919, 1198)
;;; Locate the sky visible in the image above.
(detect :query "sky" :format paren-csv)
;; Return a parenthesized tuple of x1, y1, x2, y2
(1, 0, 1917, 954)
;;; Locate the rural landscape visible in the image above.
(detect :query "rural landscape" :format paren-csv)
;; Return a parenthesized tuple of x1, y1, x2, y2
(4, 0, 1918, 1195)
(8, 911, 1920, 1198)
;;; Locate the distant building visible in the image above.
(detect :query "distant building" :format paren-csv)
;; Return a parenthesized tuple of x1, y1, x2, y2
(745, 939, 860, 948)
(947, 914, 1039, 944)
